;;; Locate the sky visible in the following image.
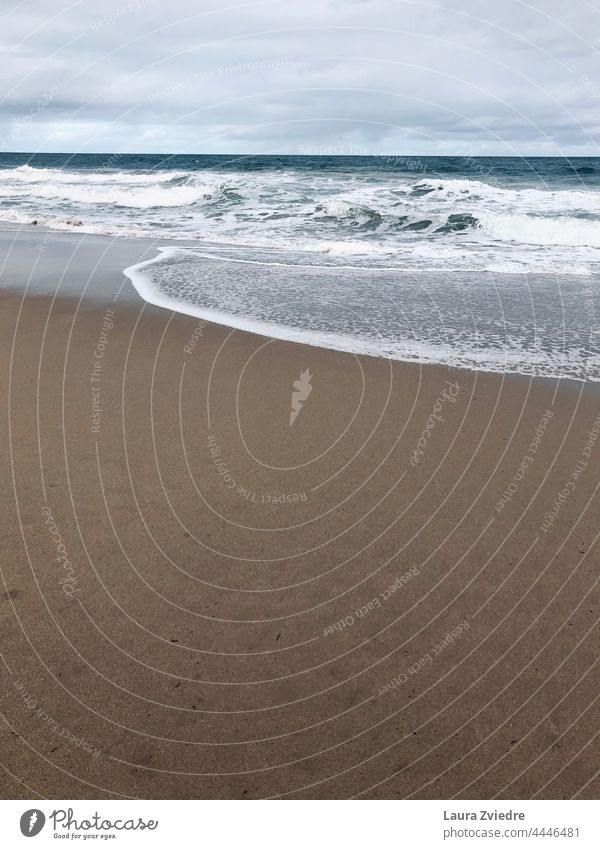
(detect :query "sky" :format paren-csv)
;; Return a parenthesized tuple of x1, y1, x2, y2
(1, 0, 600, 156)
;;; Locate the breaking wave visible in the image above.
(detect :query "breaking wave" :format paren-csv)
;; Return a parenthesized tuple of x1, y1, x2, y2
(2, 162, 600, 273)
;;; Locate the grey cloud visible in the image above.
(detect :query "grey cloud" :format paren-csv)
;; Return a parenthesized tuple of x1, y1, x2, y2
(1, 0, 599, 154)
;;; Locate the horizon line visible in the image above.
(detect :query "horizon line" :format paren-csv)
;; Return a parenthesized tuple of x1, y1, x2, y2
(1, 151, 599, 159)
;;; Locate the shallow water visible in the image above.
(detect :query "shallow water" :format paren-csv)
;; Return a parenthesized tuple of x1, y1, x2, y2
(125, 244, 600, 381)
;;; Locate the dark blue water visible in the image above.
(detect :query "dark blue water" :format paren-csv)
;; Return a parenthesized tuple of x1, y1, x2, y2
(1, 152, 599, 186)
(1, 152, 599, 379)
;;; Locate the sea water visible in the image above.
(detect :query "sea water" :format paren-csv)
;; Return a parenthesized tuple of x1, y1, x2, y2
(1, 152, 599, 379)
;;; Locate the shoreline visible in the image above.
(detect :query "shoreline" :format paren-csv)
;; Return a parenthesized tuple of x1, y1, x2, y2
(1, 225, 599, 799)
(1, 223, 598, 387)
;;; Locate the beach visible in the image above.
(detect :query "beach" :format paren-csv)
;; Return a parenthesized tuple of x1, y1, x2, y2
(1, 226, 598, 799)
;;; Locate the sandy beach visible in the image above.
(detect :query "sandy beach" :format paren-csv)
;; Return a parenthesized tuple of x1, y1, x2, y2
(1, 227, 599, 800)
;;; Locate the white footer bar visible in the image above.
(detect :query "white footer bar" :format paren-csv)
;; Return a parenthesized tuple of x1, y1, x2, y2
(0, 800, 598, 848)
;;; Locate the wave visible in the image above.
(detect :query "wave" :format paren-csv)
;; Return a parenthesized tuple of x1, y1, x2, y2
(123, 247, 600, 382)
(0, 175, 236, 209)
(477, 213, 600, 248)
(2, 164, 600, 274)
(0, 163, 188, 185)
(411, 177, 600, 212)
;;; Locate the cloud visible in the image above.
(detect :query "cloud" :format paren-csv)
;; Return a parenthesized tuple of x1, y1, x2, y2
(1, 0, 599, 154)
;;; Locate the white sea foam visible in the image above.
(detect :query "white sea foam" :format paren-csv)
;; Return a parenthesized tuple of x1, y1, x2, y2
(412, 178, 600, 212)
(477, 213, 600, 248)
(2, 164, 600, 274)
(0, 164, 188, 184)
(123, 246, 600, 382)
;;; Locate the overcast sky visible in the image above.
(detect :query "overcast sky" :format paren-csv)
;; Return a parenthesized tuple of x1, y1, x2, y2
(1, 0, 600, 155)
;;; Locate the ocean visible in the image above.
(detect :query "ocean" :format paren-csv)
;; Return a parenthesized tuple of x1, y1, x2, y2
(1, 152, 599, 379)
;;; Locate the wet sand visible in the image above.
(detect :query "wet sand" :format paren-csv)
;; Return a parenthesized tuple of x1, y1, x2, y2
(0, 228, 599, 799)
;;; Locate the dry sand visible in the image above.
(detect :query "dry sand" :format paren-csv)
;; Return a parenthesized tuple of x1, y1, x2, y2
(0, 229, 599, 799)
